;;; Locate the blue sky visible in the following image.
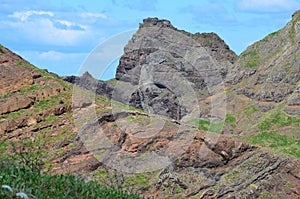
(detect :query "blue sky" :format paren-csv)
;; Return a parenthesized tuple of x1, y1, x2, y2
(1, 0, 300, 80)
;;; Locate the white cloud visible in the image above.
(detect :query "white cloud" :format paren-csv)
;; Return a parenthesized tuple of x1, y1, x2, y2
(39, 50, 87, 61)
(56, 20, 87, 30)
(80, 12, 107, 19)
(8, 10, 54, 21)
(18, 50, 88, 75)
(237, 0, 300, 13)
(30, 19, 89, 46)
(4, 18, 91, 46)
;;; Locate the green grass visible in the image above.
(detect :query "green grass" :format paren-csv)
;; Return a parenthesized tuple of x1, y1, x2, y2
(225, 87, 232, 95)
(26, 63, 71, 90)
(20, 84, 49, 94)
(0, 161, 143, 199)
(44, 114, 60, 124)
(224, 114, 237, 133)
(243, 131, 300, 158)
(33, 94, 69, 113)
(186, 119, 224, 133)
(268, 31, 278, 38)
(257, 110, 300, 131)
(291, 11, 300, 42)
(123, 173, 151, 188)
(208, 122, 224, 133)
(241, 50, 258, 59)
(225, 114, 236, 124)
(243, 104, 258, 117)
(258, 191, 272, 199)
(186, 117, 234, 133)
(241, 50, 260, 69)
(0, 84, 48, 100)
(0, 108, 27, 122)
(0, 92, 13, 99)
(17, 61, 24, 66)
(0, 141, 8, 156)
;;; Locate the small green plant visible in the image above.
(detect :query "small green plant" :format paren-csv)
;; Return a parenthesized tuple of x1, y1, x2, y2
(17, 61, 24, 66)
(243, 104, 258, 118)
(241, 50, 260, 68)
(225, 114, 236, 124)
(208, 121, 224, 133)
(268, 31, 278, 38)
(259, 191, 272, 199)
(198, 119, 210, 131)
(10, 137, 46, 174)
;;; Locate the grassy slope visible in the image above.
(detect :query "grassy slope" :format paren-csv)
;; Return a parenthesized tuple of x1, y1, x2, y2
(0, 46, 142, 198)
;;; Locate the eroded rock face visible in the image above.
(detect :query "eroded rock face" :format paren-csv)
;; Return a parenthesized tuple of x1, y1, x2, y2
(114, 17, 237, 119)
(226, 10, 300, 103)
(0, 95, 33, 115)
(62, 72, 113, 98)
(74, 110, 300, 199)
(0, 45, 42, 95)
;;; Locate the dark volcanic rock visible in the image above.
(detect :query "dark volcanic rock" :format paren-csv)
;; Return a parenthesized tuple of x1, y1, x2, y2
(62, 72, 113, 98)
(114, 17, 237, 119)
(63, 18, 237, 120)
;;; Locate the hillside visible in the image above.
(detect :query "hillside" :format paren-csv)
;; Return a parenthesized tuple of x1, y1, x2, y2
(227, 10, 300, 105)
(0, 12, 300, 199)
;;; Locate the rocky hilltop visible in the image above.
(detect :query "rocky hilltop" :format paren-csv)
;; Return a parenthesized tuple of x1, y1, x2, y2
(227, 10, 300, 104)
(1, 12, 300, 199)
(114, 17, 237, 119)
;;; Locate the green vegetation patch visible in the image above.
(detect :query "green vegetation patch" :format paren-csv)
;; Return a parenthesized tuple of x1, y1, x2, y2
(186, 116, 237, 133)
(33, 93, 70, 113)
(0, 108, 27, 122)
(257, 109, 300, 131)
(225, 114, 236, 124)
(268, 31, 279, 38)
(0, 140, 8, 156)
(0, 162, 142, 199)
(243, 131, 300, 158)
(243, 104, 259, 117)
(241, 50, 260, 69)
(0, 84, 48, 100)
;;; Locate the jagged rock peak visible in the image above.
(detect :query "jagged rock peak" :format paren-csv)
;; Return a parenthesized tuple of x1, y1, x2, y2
(292, 9, 300, 19)
(139, 17, 173, 28)
(82, 71, 94, 79)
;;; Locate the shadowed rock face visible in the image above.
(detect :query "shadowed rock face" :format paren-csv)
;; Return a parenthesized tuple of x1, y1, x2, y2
(114, 17, 237, 119)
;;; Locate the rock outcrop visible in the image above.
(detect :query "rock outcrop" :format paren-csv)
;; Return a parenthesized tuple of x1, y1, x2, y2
(113, 18, 236, 119)
(226, 10, 300, 103)
(62, 72, 113, 98)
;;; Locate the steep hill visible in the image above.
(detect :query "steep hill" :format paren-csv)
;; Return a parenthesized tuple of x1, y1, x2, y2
(63, 15, 300, 198)
(226, 10, 300, 105)
(114, 17, 237, 120)
(1, 13, 300, 199)
(0, 45, 108, 175)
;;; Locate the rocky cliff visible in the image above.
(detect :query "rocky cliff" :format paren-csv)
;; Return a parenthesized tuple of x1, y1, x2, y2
(226, 10, 300, 104)
(114, 17, 237, 120)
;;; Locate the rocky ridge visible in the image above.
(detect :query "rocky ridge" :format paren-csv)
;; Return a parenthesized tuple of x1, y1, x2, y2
(1, 12, 300, 199)
(226, 10, 300, 103)
(114, 17, 237, 119)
